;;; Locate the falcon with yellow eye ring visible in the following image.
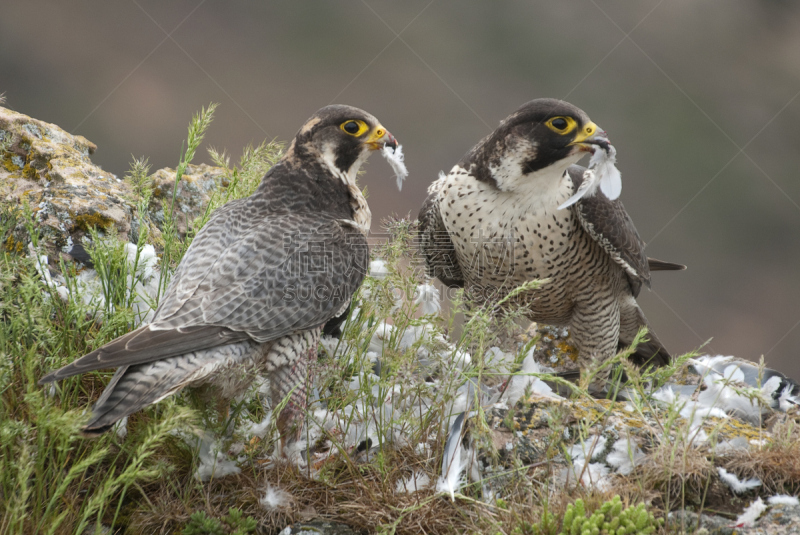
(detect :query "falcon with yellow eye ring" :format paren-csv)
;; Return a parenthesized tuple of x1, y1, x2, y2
(418, 98, 685, 385)
(39, 104, 402, 455)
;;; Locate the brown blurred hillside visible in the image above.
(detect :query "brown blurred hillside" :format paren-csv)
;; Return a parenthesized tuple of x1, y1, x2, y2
(2, 1, 799, 377)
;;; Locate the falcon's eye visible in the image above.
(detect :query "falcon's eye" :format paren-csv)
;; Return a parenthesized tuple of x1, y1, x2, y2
(545, 116, 577, 135)
(340, 120, 369, 136)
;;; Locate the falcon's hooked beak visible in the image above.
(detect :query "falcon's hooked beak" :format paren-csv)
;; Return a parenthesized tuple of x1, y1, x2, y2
(365, 125, 398, 151)
(569, 121, 610, 153)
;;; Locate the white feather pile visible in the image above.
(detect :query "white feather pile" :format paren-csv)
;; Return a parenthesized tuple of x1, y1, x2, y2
(29, 240, 161, 321)
(381, 144, 408, 191)
(735, 497, 767, 527)
(568, 434, 608, 462)
(192, 433, 241, 481)
(691, 355, 800, 418)
(559, 434, 614, 490)
(694, 359, 769, 424)
(259, 484, 292, 511)
(414, 283, 441, 315)
(606, 438, 646, 475)
(558, 144, 621, 210)
(239, 413, 272, 439)
(717, 467, 761, 494)
(560, 460, 612, 491)
(652, 385, 727, 445)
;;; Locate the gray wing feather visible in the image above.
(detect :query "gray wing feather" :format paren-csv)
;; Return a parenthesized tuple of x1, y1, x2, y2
(159, 210, 367, 339)
(568, 165, 650, 297)
(40, 210, 367, 383)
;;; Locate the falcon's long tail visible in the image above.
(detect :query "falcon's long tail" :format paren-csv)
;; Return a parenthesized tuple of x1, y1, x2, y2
(82, 359, 192, 436)
(82, 341, 256, 436)
(647, 257, 686, 272)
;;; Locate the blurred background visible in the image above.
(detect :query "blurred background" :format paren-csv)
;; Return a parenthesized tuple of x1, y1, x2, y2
(1, 1, 798, 376)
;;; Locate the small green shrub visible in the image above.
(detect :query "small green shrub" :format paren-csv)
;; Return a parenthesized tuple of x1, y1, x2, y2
(182, 508, 257, 535)
(560, 496, 663, 535)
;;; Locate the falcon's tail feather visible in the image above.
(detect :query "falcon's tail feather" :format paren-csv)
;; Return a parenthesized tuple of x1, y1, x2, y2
(647, 257, 686, 271)
(81, 339, 257, 436)
(622, 335, 671, 369)
(81, 360, 190, 436)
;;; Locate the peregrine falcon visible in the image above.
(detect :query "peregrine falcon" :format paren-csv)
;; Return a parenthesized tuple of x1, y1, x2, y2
(40, 105, 399, 445)
(419, 98, 683, 375)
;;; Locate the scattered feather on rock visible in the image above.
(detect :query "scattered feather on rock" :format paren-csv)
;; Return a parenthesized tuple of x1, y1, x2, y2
(768, 495, 800, 506)
(501, 351, 560, 407)
(735, 497, 767, 527)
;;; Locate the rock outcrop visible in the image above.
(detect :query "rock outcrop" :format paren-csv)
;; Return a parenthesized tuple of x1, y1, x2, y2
(0, 105, 225, 261)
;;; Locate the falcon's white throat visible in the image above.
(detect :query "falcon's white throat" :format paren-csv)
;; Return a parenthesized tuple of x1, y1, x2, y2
(558, 144, 622, 210)
(487, 137, 580, 197)
(319, 142, 372, 233)
(319, 142, 368, 188)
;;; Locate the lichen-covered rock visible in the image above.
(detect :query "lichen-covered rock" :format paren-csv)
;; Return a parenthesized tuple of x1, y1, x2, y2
(0, 105, 134, 252)
(670, 502, 800, 535)
(147, 163, 227, 237)
(0, 105, 227, 261)
(279, 519, 361, 535)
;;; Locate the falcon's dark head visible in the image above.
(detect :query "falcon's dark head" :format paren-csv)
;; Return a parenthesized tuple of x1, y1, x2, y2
(464, 98, 610, 191)
(287, 105, 397, 184)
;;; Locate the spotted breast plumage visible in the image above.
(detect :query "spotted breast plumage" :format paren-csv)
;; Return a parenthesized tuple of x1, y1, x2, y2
(419, 98, 684, 376)
(40, 105, 400, 446)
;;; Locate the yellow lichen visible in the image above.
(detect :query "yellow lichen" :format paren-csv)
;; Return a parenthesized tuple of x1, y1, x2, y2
(74, 212, 114, 231)
(4, 235, 23, 254)
(3, 156, 19, 172)
(556, 339, 579, 362)
(22, 163, 38, 180)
